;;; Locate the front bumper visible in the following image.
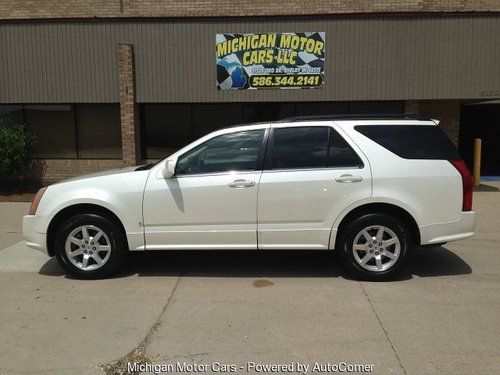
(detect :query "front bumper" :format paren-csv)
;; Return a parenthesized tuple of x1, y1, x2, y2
(23, 215, 49, 255)
(420, 211, 477, 245)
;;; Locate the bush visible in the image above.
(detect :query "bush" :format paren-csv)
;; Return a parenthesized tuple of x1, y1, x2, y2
(0, 122, 35, 181)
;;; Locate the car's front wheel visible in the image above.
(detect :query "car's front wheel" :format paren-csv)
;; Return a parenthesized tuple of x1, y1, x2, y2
(54, 214, 128, 279)
(337, 213, 411, 280)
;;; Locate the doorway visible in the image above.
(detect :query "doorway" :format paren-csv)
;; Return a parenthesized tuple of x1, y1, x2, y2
(458, 102, 500, 176)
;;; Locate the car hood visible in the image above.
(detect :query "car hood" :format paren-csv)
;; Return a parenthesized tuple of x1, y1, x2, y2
(55, 166, 143, 184)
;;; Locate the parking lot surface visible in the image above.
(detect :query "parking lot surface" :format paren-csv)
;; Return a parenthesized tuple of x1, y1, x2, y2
(0, 186, 499, 374)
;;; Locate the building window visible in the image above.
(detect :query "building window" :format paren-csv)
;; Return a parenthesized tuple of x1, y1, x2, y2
(141, 104, 193, 159)
(141, 103, 246, 159)
(24, 105, 77, 158)
(0, 104, 121, 159)
(296, 102, 348, 115)
(76, 104, 121, 159)
(192, 104, 244, 137)
(349, 101, 403, 113)
(140, 101, 404, 160)
(243, 103, 295, 122)
(0, 105, 23, 126)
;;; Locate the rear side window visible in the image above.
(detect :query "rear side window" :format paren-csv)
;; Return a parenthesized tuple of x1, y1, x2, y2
(270, 126, 362, 169)
(355, 125, 461, 160)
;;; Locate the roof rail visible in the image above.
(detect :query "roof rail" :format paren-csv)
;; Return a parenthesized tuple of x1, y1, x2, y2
(275, 113, 432, 123)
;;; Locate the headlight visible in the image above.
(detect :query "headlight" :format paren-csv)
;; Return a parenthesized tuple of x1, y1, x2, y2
(29, 187, 47, 215)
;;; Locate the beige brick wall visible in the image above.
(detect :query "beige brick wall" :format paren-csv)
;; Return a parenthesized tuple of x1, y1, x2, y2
(118, 44, 140, 167)
(0, 0, 498, 20)
(17, 159, 123, 186)
(405, 100, 461, 145)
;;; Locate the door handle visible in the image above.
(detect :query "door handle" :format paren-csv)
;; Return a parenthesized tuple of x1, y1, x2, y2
(335, 174, 363, 183)
(228, 179, 255, 188)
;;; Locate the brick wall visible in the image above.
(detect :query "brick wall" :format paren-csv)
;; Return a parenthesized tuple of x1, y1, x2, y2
(1, 0, 498, 20)
(118, 44, 140, 167)
(405, 100, 461, 144)
(13, 159, 123, 187)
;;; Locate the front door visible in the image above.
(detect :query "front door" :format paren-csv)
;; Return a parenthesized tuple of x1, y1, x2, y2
(143, 128, 267, 250)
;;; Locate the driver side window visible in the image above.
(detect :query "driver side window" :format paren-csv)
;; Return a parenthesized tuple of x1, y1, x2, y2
(176, 129, 265, 175)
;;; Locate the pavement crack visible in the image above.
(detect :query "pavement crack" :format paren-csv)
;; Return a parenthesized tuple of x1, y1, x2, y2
(101, 275, 182, 375)
(359, 282, 407, 375)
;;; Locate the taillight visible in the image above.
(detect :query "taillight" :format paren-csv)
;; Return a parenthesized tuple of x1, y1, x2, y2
(29, 187, 47, 215)
(449, 160, 473, 211)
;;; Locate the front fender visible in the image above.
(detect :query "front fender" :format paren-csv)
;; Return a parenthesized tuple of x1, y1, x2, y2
(32, 172, 148, 251)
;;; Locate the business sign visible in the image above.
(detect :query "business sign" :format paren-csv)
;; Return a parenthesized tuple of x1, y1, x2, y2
(216, 32, 325, 90)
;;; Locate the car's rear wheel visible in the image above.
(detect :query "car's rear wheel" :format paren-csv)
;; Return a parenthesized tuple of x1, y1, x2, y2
(337, 213, 411, 280)
(54, 214, 127, 279)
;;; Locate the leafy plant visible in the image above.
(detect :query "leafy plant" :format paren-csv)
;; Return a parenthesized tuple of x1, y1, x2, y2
(0, 121, 35, 181)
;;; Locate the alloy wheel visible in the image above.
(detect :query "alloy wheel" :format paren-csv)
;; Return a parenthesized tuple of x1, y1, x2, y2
(352, 225, 401, 272)
(64, 225, 112, 271)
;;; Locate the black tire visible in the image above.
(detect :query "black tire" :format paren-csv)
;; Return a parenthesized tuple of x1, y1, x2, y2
(337, 213, 411, 281)
(54, 213, 128, 279)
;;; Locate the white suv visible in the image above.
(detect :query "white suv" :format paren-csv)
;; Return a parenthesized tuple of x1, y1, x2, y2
(23, 114, 476, 280)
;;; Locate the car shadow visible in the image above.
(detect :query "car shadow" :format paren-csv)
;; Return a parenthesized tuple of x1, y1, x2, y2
(38, 245, 472, 281)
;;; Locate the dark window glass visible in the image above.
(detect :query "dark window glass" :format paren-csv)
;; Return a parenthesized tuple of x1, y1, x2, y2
(355, 125, 461, 160)
(142, 104, 245, 159)
(142, 104, 192, 159)
(243, 103, 295, 122)
(140, 101, 405, 160)
(192, 104, 244, 137)
(349, 101, 404, 114)
(271, 127, 329, 169)
(296, 102, 348, 116)
(329, 129, 363, 167)
(176, 130, 265, 175)
(0, 105, 23, 126)
(24, 105, 77, 158)
(76, 104, 121, 159)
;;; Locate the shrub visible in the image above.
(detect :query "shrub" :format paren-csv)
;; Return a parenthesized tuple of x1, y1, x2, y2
(0, 122, 35, 181)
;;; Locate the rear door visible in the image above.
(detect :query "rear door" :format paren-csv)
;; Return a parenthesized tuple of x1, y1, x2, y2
(257, 123, 372, 249)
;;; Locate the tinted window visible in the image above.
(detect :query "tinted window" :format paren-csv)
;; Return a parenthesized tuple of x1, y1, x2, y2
(24, 105, 77, 158)
(76, 104, 121, 158)
(0, 105, 23, 126)
(271, 127, 328, 169)
(270, 126, 362, 169)
(355, 125, 461, 160)
(329, 129, 363, 167)
(176, 130, 265, 175)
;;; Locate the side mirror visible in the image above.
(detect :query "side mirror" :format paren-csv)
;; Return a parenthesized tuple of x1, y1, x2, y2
(162, 159, 176, 179)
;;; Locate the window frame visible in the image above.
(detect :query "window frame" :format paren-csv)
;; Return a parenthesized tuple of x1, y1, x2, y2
(0, 103, 122, 160)
(174, 128, 270, 177)
(264, 125, 364, 171)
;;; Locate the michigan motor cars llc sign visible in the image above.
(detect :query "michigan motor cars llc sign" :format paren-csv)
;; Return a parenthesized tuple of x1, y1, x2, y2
(216, 32, 325, 90)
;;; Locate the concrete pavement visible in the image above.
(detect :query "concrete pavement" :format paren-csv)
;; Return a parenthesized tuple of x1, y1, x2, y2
(0, 187, 499, 374)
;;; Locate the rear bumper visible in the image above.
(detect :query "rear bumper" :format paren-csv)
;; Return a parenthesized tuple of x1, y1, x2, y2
(23, 215, 49, 255)
(420, 211, 476, 245)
